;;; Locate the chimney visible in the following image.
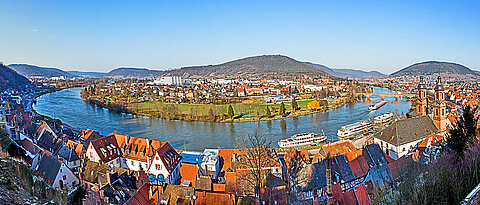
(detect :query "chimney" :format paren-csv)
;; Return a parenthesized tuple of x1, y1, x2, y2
(125, 135, 129, 144)
(147, 139, 151, 148)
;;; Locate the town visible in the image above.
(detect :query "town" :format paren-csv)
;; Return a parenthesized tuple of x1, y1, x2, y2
(0, 73, 479, 204)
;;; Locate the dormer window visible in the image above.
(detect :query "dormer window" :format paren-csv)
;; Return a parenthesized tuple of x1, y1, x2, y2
(140, 152, 144, 157)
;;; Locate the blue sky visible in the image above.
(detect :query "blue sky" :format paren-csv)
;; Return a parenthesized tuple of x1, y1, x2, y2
(0, 0, 479, 73)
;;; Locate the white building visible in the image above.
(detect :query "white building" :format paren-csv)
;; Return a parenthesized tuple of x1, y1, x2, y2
(373, 115, 439, 160)
(199, 149, 220, 179)
(154, 76, 183, 85)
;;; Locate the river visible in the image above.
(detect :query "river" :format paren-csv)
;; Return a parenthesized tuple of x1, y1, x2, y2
(33, 87, 411, 151)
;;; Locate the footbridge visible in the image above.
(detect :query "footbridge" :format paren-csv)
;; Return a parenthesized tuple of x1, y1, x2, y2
(354, 92, 415, 101)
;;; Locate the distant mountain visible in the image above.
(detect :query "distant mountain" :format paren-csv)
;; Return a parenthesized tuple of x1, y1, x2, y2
(67, 71, 106, 78)
(8, 64, 77, 78)
(0, 64, 31, 91)
(391, 61, 478, 77)
(105, 68, 163, 79)
(304, 62, 386, 79)
(161, 55, 330, 79)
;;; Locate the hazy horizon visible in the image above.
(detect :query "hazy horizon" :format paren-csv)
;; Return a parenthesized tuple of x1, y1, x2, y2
(1, 0, 479, 73)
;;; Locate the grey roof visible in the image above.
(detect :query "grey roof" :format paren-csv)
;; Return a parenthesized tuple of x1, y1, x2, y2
(374, 115, 439, 146)
(332, 155, 355, 183)
(57, 145, 80, 162)
(364, 144, 392, 183)
(364, 144, 388, 167)
(37, 155, 61, 183)
(294, 161, 326, 192)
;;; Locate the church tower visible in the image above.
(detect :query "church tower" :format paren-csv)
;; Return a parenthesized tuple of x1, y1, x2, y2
(416, 76, 428, 116)
(433, 76, 447, 131)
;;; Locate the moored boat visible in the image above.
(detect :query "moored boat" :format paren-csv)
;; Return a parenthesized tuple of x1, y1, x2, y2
(337, 120, 373, 139)
(369, 100, 387, 110)
(278, 132, 327, 149)
(374, 112, 395, 125)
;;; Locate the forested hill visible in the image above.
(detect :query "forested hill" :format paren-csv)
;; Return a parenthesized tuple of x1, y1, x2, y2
(8, 64, 77, 78)
(161, 55, 331, 79)
(104, 67, 163, 79)
(391, 61, 478, 76)
(0, 64, 31, 91)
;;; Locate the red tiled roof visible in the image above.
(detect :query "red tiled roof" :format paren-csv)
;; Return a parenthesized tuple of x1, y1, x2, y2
(89, 135, 121, 164)
(180, 163, 198, 187)
(15, 138, 41, 155)
(194, 191, 235, 205)
(125, 183, 151, 205)
(354, 185, 371, 205)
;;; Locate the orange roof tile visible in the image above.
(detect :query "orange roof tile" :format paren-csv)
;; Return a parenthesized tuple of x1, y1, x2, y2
(180, 163, 198, 187)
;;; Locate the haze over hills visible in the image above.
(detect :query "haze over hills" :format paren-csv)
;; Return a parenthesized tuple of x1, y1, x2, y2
(104, 67, 163, 79)
(161, 55, 330, 79)
(0, 64, 31, 91)
(9, 64, 77, 78)
(303, 62, 386, 79)
(67, 71, 106, 78)
(391, 61, 478, 77)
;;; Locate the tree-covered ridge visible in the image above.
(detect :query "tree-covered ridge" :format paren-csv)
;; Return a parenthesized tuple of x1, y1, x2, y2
(391, 61, 478, 76)
(0, 64, 31, 91)
(8, 64, 77, 78)
(162, 55, 330, 79)
(105, 67, 163, 79)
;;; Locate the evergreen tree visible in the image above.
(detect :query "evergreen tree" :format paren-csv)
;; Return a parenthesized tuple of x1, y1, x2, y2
(292, 99, 298, 111)
(266, 106, 271, 117)
(227, 105, 235, 119)
(279, 102, 286, 116)
(447, 105, 479, 158)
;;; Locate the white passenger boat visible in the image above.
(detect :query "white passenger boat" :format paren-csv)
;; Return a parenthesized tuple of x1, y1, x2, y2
(337, 120, 373, 139)
(278, 132, 327, 149)
(369, 100, 387, 110)
(374, 112, 395, 125)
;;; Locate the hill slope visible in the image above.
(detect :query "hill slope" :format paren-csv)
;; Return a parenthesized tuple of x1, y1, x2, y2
(304, 62, 386, 78)
(105, 67, 163, 79)
(67, 71, 106, 78)
(391, 61, 478, 76)
(0, 64, 31, 91)
(8, 64, 77, 78)
(161, 55, 330, 79)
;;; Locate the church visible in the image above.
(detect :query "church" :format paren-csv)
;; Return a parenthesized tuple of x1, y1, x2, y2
(373, 76, 449, 160)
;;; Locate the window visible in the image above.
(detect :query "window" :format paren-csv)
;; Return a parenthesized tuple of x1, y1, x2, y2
(131, 160, 134, 166)
(63, 175, 66, 180)
(403, 148, 405, 152)
(156, 164, 161, 170)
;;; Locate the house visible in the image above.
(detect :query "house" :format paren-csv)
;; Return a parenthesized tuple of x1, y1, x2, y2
(373, 115, 439, 160)
(35, 154, 79, 190)
(150, 183, 195, 205)
(77, 129, 103, 146)
(56, 145, 81, 172)
(294, 161, 327, 201)
(114, 134, 182, 184)
(85, 135, 122, 167)
(100, 172, 138, 204)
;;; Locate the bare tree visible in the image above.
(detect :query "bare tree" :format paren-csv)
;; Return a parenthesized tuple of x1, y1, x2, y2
(235, 133, 279, 201)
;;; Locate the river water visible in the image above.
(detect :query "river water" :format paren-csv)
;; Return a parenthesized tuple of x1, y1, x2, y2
(33, 87, 411, 151)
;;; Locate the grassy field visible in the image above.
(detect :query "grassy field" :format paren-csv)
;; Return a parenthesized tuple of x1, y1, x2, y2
(129, 98, 345, 122)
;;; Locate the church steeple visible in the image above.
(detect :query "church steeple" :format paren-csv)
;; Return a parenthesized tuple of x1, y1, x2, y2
(433, 76, 447, 131)
(416, 76, 428, 116)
